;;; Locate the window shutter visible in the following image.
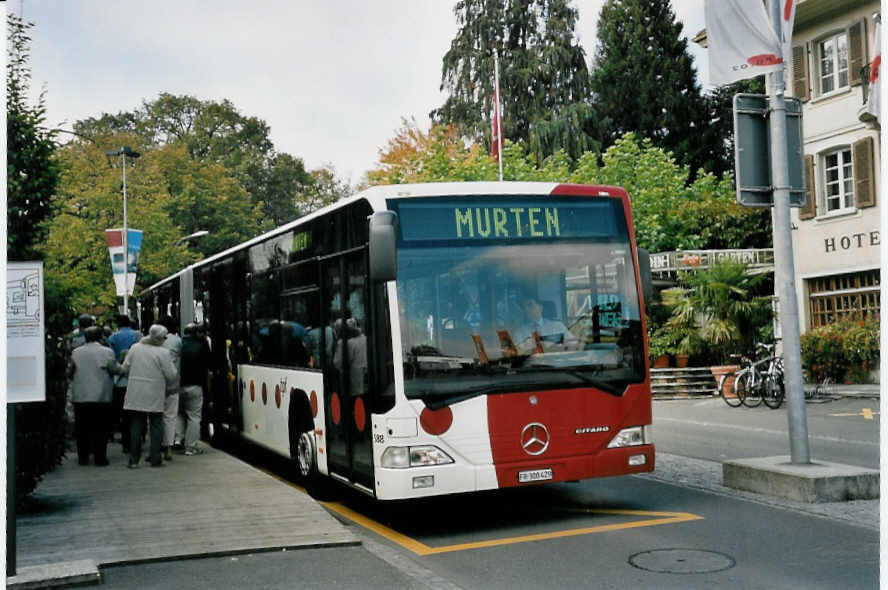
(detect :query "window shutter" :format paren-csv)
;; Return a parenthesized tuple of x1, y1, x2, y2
(800, 154, 816, 220)
(849, 20, 866, 87)
(853, 137, 876, 208)
(791, 45, 810, 101)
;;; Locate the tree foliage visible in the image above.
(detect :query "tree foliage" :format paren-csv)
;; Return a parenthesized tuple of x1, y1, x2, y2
(433, 0, 598, 163)
(7, 13, 69, 503)
(42, 135, 267, 317)
(7, 13, 61, 261)
(590, 0, 713, 176)
(370, 124, 771, 255)
(73, 93, 325, 227)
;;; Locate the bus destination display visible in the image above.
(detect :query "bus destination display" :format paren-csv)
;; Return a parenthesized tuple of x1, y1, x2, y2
(394, 198, 620, 242)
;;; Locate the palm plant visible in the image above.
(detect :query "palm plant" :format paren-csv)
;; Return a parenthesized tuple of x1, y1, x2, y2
(661, 260, 771, 365)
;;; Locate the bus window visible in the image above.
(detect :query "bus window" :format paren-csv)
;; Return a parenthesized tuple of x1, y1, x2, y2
(250, 271, 281, 365)
(280, 291, 320, 369)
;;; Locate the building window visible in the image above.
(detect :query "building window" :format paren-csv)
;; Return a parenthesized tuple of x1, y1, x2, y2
(821, 148, 854, 213)
(808, 270, 880, 329)
(817, 32, 849, 94)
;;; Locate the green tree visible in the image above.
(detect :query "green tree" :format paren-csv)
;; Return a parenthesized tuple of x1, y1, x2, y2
(7, 13, 68, 503)
(433, 0, 598, 163)
(42, 135, 267, 315)
(74, 93, 320, 226)
(303, 164, 351, 213)
(590, 0, 713, 176)
(369, 123, 771, 254)
(7, 13, 61, 261)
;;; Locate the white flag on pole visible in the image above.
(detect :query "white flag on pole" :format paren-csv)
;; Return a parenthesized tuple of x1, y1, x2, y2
(866, 19, 881, 124)
(705, 0, 783, 86)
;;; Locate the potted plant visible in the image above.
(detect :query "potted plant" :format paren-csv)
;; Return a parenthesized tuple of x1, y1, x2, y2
(647, 327, 674, 368)
(661, 260, 771, 378)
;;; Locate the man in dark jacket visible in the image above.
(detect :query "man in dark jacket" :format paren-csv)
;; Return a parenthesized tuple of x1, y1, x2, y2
(176, 323, 211, 455)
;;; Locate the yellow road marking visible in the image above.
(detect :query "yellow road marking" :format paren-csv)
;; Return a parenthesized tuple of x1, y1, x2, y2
(829, 409, 878, 419)
(320, 501, 702, 556)
(261, 466, 703, 555)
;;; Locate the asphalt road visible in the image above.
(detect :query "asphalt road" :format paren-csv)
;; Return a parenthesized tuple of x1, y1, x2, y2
(652, 396, 879, 468)
(95, 395, 880, 590)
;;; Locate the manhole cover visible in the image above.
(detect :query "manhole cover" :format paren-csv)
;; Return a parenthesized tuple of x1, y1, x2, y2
(629, 549, 735, 574)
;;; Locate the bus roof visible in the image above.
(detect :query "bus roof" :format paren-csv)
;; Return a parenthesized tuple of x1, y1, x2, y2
(143, 181, 628, 293)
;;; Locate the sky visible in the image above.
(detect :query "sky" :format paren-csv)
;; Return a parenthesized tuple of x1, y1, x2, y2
(17, 0, 707, 184)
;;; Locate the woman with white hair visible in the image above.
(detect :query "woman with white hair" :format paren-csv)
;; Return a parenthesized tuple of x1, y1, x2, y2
(121, 324, 178, 468)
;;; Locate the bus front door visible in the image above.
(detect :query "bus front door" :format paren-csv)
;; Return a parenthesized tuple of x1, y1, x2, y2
(322, 251, 374, 493)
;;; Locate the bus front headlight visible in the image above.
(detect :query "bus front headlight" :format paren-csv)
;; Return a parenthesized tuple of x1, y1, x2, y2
(381, 445, 454, 468)
(607, 425, 652, 448)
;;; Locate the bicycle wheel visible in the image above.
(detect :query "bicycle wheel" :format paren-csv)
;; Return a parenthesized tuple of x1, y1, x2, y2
(739, 372, 763, 408)
(719, 373, 742, 407)
(762, 373, 784, 409)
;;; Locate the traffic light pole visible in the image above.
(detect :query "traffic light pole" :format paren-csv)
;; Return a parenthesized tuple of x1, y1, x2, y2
(767, 0, 810, 464)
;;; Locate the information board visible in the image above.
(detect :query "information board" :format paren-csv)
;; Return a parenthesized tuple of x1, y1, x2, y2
(7, 261, 46, 403)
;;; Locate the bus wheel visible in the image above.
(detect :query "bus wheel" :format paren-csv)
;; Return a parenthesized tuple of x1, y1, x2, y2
(295, 430, 317, 481)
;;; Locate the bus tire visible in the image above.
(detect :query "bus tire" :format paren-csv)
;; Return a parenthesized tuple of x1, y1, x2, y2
(288, 390, 318, 482)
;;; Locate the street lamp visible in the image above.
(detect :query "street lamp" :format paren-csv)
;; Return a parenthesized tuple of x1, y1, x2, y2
(176, 230, 209, 246)
(105, 147, 140, 314)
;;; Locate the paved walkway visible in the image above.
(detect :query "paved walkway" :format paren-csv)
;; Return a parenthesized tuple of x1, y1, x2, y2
(8, 443, 357, 589)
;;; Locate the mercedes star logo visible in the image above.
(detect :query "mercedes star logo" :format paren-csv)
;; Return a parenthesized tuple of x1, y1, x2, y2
(520, 422, 550, 456)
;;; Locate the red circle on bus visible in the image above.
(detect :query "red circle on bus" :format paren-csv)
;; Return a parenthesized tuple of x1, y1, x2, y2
(275, 384, 281, 408)
(354, 397, 366, 432)
(249, 381, 255, 403)
(309, 390, 318, 417)
(262, 383, 268, 405)
(420, 406, 453, 435)
(330, 393, 341, 425)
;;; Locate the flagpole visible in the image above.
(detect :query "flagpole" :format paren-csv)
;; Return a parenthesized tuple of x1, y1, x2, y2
(494, 51, 504, 182)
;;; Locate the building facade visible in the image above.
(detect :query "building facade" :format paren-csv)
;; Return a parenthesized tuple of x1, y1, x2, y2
(788, 0, 880, 332)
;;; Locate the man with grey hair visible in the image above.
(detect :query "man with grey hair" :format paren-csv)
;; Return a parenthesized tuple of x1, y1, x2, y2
(122, 324, 178, 468)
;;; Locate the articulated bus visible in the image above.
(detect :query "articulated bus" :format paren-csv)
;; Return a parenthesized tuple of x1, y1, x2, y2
(139, 182, 654, 500)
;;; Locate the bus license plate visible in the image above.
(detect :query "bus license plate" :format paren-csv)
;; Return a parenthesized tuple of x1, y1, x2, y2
(518, 468, 553, 483)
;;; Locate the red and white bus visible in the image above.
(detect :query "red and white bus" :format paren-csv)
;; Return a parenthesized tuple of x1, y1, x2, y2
(140, 182, 654, 500)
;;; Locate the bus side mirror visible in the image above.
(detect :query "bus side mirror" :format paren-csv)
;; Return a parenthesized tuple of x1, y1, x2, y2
(369, 211, 398, 283)
(637, 248, 653, 302)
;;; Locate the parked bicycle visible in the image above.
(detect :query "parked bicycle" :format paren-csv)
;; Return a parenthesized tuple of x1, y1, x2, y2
(718, 344, 784, 409)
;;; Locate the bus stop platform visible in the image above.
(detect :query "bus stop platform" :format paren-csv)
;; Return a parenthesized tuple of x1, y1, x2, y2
(8, 443, 359, 589)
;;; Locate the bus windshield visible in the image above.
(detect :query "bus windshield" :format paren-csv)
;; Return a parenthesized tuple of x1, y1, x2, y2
(390, 196, 645, 407)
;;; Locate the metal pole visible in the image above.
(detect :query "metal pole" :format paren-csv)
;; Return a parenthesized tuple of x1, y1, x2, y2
(768, 0, 810, 464)
(122, 151, 128, 315)
(494, 51, 504, 182)
(7, 405, 16, 577)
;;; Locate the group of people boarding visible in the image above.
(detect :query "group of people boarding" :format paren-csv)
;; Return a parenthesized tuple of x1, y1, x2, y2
(67, 314, 210, 468)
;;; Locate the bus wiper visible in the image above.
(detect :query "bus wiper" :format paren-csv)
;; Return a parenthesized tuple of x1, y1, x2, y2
(422, 383, 527, 410)
(514, 365, 622, 395)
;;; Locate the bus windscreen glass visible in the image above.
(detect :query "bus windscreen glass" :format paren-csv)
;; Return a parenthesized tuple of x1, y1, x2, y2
(389, 196, 644, 407)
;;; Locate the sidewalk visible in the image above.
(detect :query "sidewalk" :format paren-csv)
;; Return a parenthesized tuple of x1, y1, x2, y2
(7, 443, 358, 589)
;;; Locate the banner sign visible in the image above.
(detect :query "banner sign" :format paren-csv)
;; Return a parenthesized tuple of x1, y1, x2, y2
(106, 229, 143, 296)
(7, 261, 46, 403)
(704, 0, 785, 86)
